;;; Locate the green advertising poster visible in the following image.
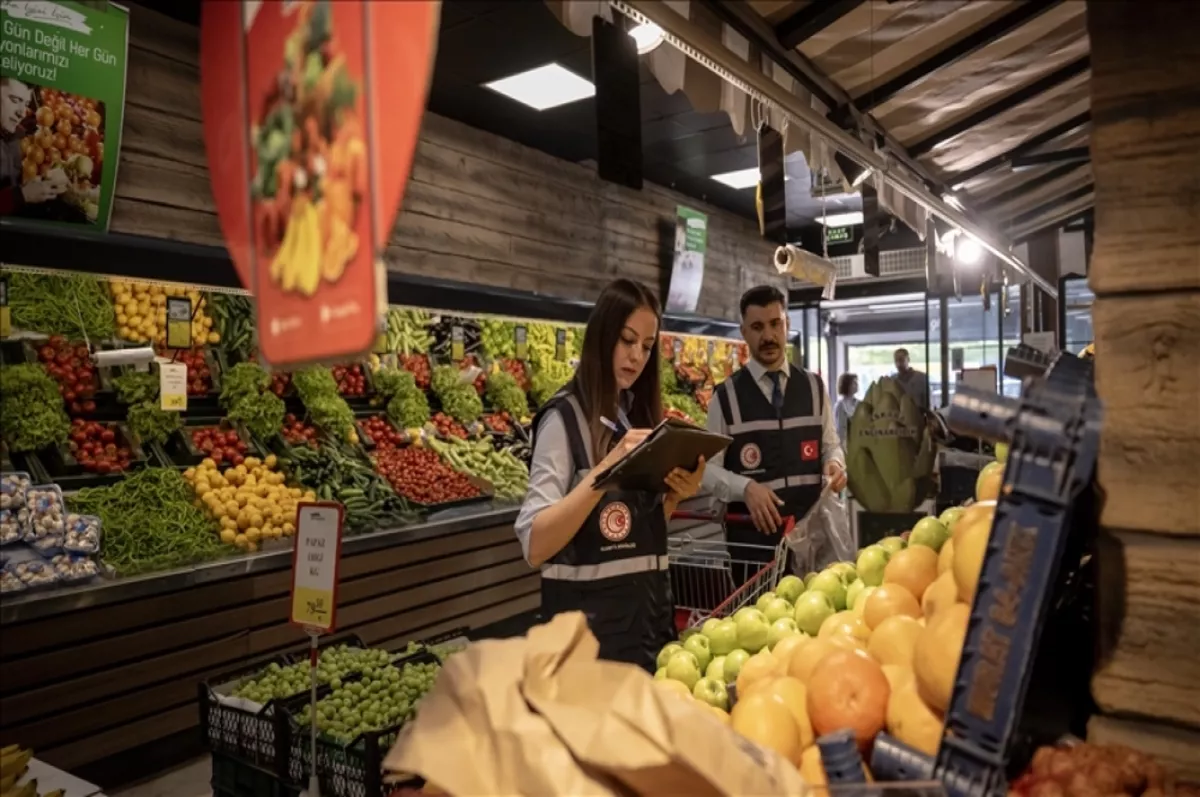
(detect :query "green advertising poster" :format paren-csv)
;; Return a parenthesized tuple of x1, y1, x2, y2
(666, 206, 708, 314)
(0, 0, 128, 230)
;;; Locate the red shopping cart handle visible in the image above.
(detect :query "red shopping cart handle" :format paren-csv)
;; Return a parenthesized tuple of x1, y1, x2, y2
(670, 511, 796, 536)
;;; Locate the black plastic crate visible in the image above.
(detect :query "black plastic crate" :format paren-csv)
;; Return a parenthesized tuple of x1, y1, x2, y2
(212, 752, 300, 797)
(199, 633, 368, 777)
(286, 650, 441, 797)
(31, 422, 155, 489)
(161, 418, 266, 468)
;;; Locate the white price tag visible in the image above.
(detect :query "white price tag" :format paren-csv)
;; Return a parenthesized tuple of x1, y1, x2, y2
(160, 362, 188, 411)
(290, 503, 344, 632)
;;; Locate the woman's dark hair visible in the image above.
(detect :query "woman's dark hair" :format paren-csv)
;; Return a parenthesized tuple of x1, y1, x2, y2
(571, 278, 663, 458)
(837, 372, 858, 397)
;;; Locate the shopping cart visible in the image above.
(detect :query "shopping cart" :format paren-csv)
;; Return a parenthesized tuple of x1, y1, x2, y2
(667, 483, 835, 633)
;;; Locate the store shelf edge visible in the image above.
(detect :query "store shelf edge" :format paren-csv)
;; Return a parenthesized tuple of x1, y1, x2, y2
(0, 504, 520, 625)
(0, 219, 748, 338)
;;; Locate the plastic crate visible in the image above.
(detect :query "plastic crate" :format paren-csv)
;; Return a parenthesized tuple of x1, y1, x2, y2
(199, 633, 368, 777)
(212, 752, 300, 797)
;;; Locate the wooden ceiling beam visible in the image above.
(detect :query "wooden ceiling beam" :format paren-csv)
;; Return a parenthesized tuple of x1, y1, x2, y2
(776, 0, 867, 50)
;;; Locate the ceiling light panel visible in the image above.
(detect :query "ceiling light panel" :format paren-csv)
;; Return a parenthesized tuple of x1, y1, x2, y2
(484, 63, 595, 111)
(816, 211, 864, 226)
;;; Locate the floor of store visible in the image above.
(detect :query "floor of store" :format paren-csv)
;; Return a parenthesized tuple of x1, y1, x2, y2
(111, 757, 211, 797)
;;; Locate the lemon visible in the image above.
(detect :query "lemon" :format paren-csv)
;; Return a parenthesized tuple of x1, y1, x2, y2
(219, 529, 236, 544)
(245, 527, 261, 543)
(208, 331, 221, 344)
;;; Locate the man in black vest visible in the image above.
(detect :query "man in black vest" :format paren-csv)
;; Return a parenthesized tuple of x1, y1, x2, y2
(703, 285, 847, 584)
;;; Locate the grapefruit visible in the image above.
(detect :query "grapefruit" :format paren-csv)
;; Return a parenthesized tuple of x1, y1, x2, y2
(736, 649, 780, 697)
(807, 650, 890, 750)
(730, 691, 804, 766)
(863, 583, 922, 630)
(887, 683, 944, 756)
(759, 676, 814, 748)
(952, 509, 993, 603)
(818, 610, 871, 642)
(913, 602, 970, 712)
(953, 501, 995, 545)
(975, 461, 1004, 502)
(883, 546, 939, 602)
(922, 570, 960, 620)
(787, 636, 837, 684)
(771, 633, 810, 672)
(881, 664, 915, 693)
(827, 633, 871, 658)
(852, 586, 876, 618)
(938, 538, 955, 575)
(867, 615, 921, 668)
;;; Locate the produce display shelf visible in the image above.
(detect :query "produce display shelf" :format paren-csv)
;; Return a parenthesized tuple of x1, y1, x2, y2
(0, 504, 519, 625)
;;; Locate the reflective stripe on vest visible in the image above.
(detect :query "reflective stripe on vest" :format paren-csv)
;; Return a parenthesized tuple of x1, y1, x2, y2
(761, 474, 823, 492)
(722, 367, 824, 434)
(541, 554, 670, 581)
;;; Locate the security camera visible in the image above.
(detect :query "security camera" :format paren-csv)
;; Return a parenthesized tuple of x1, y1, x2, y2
(93, 347, 157, 371)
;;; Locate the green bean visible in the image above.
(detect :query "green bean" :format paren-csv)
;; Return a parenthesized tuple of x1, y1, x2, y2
(7, 271, 117, 340)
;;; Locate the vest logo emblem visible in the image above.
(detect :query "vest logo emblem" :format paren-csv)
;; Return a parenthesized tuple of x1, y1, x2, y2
(599, 502, 632, 542)
(801, 440, 819, 461)
(739, 443, 762, 469)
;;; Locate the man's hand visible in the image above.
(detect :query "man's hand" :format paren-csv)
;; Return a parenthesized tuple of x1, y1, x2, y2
(742, 480, 783, 534)
(825, 461, 847, 492)
(21, 178, 64, 204)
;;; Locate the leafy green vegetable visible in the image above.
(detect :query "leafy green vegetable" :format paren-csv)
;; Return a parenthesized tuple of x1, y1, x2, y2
(430, 365, 464, 397)
(440, 383, 483, 425)
(664, 393, 706, 426)
(0, 364, 70, 452)
(127, 402, 182, 446)
(112, 371, 160, 406)
(6, 271, 117, 340)
(485, 371, 529, 418)
(387, 384, 431, 429)
(220, 362, 272, 411)
(293, 367, 356, 442)
(372, 367, 413, 402)
(530, 360, 574, 407)
(229, 390, 287, 440)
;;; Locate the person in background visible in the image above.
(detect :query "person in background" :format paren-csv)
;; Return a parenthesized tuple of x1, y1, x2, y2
(834, 372, 859, 449)
(0, 76, 66, 215)
(893, 347, 930, 410)
(515, 278, 705, 672)
(703, 285, 846, 583)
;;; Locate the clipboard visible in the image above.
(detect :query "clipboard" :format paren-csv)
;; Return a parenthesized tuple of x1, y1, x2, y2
(591, 418, 732, 492)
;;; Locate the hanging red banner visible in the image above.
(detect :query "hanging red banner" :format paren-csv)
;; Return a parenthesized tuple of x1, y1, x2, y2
(200, 0, 438, 367)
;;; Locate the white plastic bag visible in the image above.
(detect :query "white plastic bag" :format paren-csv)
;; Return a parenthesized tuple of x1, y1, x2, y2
(786, 485, 855, 574)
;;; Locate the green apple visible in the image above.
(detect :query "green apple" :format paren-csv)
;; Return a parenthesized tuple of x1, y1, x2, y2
(845, 577, 867, 611)
(656, 642, 683, 671)
(665, 650, 701, 690)
(939, 506, 965, 531)
(680, 627, 701, 643)
(733, 606, 760, 623)
(853, 586, 877, 617)
(856, 545, 889, 586)
(706, 618, 739, 656)
(808, 570, 848, 611)
(763, 597, 793, 624)
(793, 590, 835, 636)
(723, 649, 750, 684)
(768, 617, 799, 649)
(830, 562, 858, 584)
(735, 608, 770, 653)
(775, 574, 804, 603)
(706, 655, 727, 681)
(803, 571, 819, 588)
(995, 442, 1009, 464)
(910, 517, 950, 552)
(879, 536, 906, 555)
(683, 633, 713, 672)
(755, 591, 778, 613)
(654, 667, 667, 680)
(692, 676, 729, 711)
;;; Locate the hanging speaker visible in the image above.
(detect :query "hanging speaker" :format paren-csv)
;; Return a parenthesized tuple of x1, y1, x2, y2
(757, 124, 787, 244)
(592, 16, 642, 190)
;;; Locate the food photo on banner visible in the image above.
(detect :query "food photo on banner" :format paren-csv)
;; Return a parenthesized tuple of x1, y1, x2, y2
(0, 0, 128, 229)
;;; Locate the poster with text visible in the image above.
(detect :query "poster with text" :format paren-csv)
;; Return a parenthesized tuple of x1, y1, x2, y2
(201, 0, 439, 369)
(0, 0, 128, 230)
(666, 206, 707, 314)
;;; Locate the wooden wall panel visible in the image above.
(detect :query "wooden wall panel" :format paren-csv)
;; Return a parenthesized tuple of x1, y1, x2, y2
(0, 524, 538, 776)
(106, 4, 779, 321)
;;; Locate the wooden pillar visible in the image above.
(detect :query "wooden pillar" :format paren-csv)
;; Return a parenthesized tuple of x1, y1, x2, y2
(1085, 0, 1200, 780)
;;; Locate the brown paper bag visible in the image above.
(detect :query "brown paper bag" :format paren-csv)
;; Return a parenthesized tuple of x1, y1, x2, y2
(385, 612, 808, 795)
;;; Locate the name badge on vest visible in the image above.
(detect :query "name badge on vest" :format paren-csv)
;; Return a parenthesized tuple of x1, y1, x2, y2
(801, 440, 819, 462)
(600, 502, 633, 543)
(739, 443, 763, 472)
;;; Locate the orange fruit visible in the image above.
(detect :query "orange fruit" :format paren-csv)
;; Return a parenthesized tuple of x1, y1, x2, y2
(863, 583, 922, 630)
(730, 691, 804, 766)
(883, 546, 939, 602)
(818, 610, 871, 642)
(759, 676, 814, 748)
(953, 510, 993, 603)
(913, 602, 970, 712)
(827, 633, 871, 659)
(938, 537, 955, 575)
(953, 501, 995, 545)
(737, 649, 781, 697)
(867, 614, 921, 668)
(806, 650, 890, 750)
(771, 634, 810, 672)
(787, 637, 837, 684)
(922, 570, 959, 620)
(887, 683, 944, 755)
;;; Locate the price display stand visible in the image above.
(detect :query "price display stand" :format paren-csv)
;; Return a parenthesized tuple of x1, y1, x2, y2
(290, 503, 345, 797)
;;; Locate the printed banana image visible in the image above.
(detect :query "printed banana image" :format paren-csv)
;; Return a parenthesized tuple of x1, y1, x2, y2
(272, 197, 323, 297)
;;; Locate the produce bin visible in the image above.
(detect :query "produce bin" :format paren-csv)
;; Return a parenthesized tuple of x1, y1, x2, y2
(212, 753, 300, 797)
(160, 418, 265, 468)
(30, 422, 154, 489)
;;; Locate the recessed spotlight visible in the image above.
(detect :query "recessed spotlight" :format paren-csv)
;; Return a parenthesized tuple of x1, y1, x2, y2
(628, 22, 664, 54)
(483, 63, 594, 111)
(816, 211, 864, 227)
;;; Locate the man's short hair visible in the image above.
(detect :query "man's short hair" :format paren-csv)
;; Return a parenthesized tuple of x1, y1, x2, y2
(895, 348, 910, 357)
(739, 285, 786, 317)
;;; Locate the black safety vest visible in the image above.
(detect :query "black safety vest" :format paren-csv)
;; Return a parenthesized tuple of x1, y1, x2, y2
(716, 365, 826, 528)
(530, 390, 674, 672)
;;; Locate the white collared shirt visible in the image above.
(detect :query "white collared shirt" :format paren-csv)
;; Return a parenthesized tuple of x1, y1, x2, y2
(701, 359, 844, 504)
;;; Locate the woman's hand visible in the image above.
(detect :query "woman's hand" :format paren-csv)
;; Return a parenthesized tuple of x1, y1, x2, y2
(664, 456, 706, 503)
(594, 428, 652, 476)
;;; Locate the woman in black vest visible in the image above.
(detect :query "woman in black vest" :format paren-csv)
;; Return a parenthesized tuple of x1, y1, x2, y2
(515, 279, 705, 672)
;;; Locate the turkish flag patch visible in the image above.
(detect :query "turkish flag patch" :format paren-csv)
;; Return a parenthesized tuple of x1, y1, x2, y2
(800, 440, 819, 461)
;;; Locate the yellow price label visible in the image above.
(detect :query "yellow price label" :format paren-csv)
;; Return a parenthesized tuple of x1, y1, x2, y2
(166, 297, 192, 349)
(372, 332, 389, 354)
(450, 325, 465, 361)
(292, 585, 335, 628)
(0, 277, 9, 339)
(514, 326, 527, 360)
(160, 362, 188, 412)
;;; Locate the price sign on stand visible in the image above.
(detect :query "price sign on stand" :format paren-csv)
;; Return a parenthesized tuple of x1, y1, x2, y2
(514, 325, 527, 360)
(160, 362, 188, 411)
(291, 502, 344, 797)
(166, 297, 193, 350)
(450, 325, 465, 361)
(555, 329, 567, 361)
(0, 276, 10, 339)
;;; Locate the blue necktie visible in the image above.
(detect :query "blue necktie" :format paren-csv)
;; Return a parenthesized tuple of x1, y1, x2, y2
(767, 371, 783, 414)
